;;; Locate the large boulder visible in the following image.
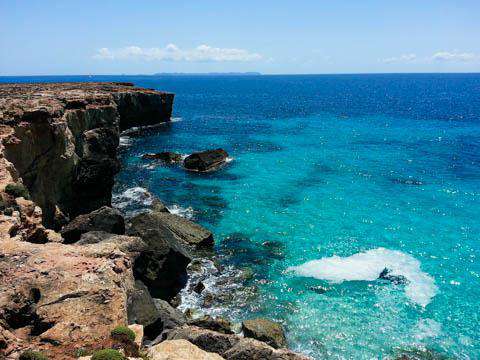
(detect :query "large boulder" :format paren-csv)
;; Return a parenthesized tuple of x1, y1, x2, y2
(183, 149, 228, 172)
(148, 339, 224, 360)
(126, 211, 191, 300)
(60, 206, 125, 243)
(151, 211, 214, 249)
(241, 318, 287, 349)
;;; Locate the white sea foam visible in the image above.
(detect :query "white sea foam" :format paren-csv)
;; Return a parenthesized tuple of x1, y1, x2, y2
(167, 204, 195, 219)
(112, 187, 155, 215)
(225, 156, 234, 163)
(287, 247, 438, 307)
(119, 136, 133, 147)
(170, 117, 182, 123)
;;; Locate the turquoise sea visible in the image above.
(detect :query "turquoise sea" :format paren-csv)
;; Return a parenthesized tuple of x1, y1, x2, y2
(3, 74, 480, 359)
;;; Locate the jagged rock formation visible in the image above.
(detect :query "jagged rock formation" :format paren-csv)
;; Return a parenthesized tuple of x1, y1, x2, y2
(0, 83, 173, 359)
(0, 82, 174, 229)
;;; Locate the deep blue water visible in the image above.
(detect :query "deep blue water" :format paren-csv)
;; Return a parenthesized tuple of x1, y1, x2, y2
(2, 74, 480, 359)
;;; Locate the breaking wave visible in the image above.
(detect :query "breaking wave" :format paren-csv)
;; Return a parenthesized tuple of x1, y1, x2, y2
(287, 248, 437, 307)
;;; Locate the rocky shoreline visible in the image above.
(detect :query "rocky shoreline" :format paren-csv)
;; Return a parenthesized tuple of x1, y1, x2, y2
(0, 83, 309, 359)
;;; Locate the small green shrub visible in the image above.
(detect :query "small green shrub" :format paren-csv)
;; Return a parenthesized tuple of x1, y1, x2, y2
(91, 349, 126, 360)
(111, 325, 136, 342)
(19, 350, 48, 360)
(5, 183, 30, 199)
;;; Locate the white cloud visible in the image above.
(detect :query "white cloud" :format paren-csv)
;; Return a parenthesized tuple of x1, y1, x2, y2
(381, 50, 479, 64)
(93, 44, 263, 62)
(431, 51, 477, 62)
(380, 54, 417, 64)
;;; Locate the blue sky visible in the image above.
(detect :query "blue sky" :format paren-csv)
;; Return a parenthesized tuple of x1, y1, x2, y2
(1, 0, 479, 75)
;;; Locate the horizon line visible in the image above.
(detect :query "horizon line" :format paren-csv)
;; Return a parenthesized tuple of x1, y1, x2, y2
(1, 71, 480, 78)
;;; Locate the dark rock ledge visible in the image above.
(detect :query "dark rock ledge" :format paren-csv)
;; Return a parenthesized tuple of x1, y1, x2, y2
(0, 83, 308, 359)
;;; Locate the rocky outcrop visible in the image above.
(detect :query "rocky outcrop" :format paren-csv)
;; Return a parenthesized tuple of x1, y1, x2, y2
(60, 206, 125, 243)
(164, 325, 309, 360)
(0, 235, 146, 359)
(241, 318, 287, 349)
(126, 211, 191, 300)
(0, 82, 173, 359)
(148, 339, 224, 360)
(183, 149, 229, 172)
(0, 82, 173, 228)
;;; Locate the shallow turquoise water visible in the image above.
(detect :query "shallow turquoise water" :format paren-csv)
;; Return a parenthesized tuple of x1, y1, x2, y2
(115, 75, 480, 359)
(4, 74, 479, 359)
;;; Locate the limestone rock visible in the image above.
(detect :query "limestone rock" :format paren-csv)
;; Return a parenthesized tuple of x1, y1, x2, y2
(0, 235, 145, 359)
(61, 206, 125, 243)
(0, 82, 173, 226)
(148, 339, 224, 360)
(241, 318, 287, 348)
(183, 149, 229, 172)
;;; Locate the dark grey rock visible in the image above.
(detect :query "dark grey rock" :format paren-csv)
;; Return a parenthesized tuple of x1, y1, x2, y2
(60, 206, 125, 243)
(127, 211, 191, 300)
(183, 149, 229, 172)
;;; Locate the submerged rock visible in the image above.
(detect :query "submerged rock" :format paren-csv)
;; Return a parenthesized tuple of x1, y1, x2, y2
(183, 149, 229, 172)
(241, 318, 287, 349)
(60, 206, 125, 243)
(148, 339, 224, 360)
(142, 151, 183, 164)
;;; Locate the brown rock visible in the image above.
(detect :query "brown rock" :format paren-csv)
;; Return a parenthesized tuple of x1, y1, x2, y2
(0, 235, 145, 359)
(148, 339, 224, 360)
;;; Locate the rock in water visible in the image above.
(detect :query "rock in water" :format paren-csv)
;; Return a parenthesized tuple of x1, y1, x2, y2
(60, 206, 125, 243)
(241, 318, 287, 349)
(378, 267, 408, 285)
(142, 152, 183, 164)
(148, 339, 224, 360)
(183, 149, 229, 172)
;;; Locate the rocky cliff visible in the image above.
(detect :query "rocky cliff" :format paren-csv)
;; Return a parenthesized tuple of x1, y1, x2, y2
(0, 82, 174, 231)
(0, 83, 173, 358)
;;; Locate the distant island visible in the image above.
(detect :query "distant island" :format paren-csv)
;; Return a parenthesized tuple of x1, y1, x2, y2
(152, 72, 262, 76)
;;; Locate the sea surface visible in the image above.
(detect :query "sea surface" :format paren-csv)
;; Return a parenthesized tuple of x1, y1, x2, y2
(2, 74, 480, 359)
